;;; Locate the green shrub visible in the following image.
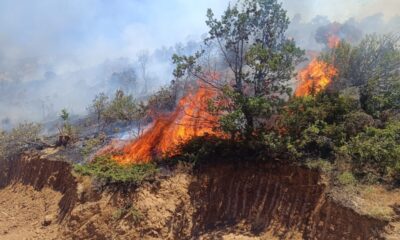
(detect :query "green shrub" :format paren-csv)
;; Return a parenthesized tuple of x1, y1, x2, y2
(343, 111, 375, 138)
(305, 159, 333, 173)
(170, 135, 276, 165)
(74, 155, 158, 184)
(346, 121, 400, 184)
(337, 171, 357, 186)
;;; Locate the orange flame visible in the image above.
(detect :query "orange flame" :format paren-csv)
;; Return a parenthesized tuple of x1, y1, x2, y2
(295, 59, 338, 97)
(113, 83, 218, 164)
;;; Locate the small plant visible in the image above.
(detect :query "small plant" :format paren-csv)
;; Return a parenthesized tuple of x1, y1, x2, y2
(112, 208, 126, 221)
(305, 159, 333, 173)
(74, 155, 158, 185)
(337, 171, 357, 186)
(128, 206, 143, 223)
(112, 205, 143, 222)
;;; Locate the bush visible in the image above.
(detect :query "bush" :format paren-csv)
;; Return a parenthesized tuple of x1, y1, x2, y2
(305, 159, 333, 173)
(343, 111, 375, 138)
(345, 121, 400, 184)
(170, 135, 279, 165)
(74, 155, 158, 185)
(337, 171, 357, 186)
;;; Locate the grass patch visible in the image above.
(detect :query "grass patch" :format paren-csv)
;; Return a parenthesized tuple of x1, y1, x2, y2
(74, 155, 158, 185)
(337, 171, 357, 186)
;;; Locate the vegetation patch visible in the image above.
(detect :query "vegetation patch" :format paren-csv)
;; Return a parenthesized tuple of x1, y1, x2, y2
(74, 155, 158, 185)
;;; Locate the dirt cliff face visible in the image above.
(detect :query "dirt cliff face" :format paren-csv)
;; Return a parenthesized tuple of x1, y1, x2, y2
(0, 156, 391, 239)
(0, 154, 77, 221)
(189, 163, 387, 240)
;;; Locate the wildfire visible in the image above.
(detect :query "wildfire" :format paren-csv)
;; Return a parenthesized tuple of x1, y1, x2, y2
(295, 59, 338, 97)
(113, 83, 218, 164)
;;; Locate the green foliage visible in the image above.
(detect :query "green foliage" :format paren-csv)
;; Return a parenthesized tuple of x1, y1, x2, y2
(276, 93, 359, 160)
(87, 92, 109, 124)
(280, 93, 357, 138)
(360, 76, 400, 117)
(343, 111, 375, 138)
(345, 121, 400, 183)
(337, 171, 357, 186)
(172, 135, 274, 165)
(60, 109, 70, 122)
(321, 34, 400, 116)
(305, 159, 333, 173)
(102, 90, 147, 126)
(74, 155, 158, 184)
(173, 0, 304, 140)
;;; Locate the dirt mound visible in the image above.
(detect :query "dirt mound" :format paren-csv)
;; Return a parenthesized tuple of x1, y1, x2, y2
(0, 156, 393, 239)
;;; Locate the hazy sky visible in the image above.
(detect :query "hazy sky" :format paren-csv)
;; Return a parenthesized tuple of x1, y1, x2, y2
(0, 0, 398, 72)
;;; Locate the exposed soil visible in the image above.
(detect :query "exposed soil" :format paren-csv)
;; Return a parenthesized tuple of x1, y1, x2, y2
(0, 155, 398, 239)
(0, 184, 61, 240)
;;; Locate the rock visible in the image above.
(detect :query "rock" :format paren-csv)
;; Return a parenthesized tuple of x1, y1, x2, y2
(42, 215, 54, 226)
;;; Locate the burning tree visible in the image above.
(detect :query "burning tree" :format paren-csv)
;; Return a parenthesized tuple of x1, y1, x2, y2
(173, 0, 304, 140)
(320, 34, 400, 116)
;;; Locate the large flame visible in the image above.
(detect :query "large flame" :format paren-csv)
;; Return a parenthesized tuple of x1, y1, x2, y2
(295, 59, 338, 97)
(113, 83, 218, 164)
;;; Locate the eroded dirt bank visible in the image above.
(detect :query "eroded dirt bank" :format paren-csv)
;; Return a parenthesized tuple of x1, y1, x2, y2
(0, 156, 392, 239)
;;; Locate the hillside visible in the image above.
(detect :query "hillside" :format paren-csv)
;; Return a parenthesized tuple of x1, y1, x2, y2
(0, 154, 399, 239)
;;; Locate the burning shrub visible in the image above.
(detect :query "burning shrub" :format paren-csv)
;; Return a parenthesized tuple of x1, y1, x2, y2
(74, 155, 158, 185)
(173, 0, 304, 140)
(320, 34, 400, 107)
(315, 22, 362, 49)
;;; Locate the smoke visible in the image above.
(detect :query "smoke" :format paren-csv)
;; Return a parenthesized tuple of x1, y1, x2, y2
(0, 0, 399, 130)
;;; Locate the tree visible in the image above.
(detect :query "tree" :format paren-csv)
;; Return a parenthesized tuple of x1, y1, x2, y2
(102, 90, 147, 136)
(138, 51, 150, 94)
(173, 0, 304, 139)
(58, 109, 73, 146)
(321, 34, 400, 116)
(88, 93, 109, 128)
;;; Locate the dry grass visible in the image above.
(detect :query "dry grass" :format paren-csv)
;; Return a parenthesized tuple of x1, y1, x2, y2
(355, 185, 400, 221)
